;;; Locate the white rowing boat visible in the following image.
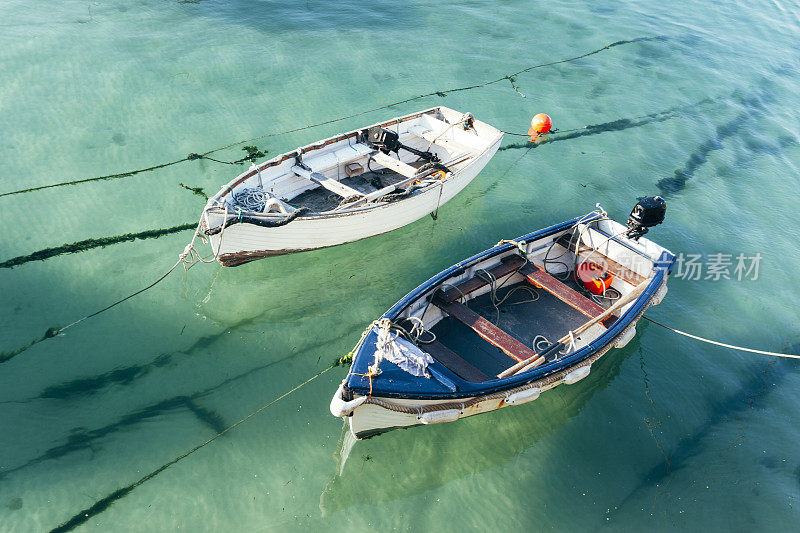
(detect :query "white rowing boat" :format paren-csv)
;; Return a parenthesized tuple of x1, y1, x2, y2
(199, 106, 503, 266)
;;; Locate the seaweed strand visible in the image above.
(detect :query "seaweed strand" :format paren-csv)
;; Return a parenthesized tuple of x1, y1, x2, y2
(0, 37, 665, 198)
(0, 223, 197, 269)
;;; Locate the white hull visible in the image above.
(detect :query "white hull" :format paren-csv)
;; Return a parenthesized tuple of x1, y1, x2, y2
(208, 138, 499, 264)
(200, 106, 504, 266)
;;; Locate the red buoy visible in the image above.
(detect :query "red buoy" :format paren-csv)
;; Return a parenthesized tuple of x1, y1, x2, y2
(575, 262, 613, 295)
(530, 113, 552, 134)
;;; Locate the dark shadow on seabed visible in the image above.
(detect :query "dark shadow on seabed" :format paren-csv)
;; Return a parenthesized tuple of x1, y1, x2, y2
(32, 314, 265, 402)
(0, 211, 443, 485)
(0, 330, 350, 482)
(656, 61, 800, 198)
(656, 87, 775, 197)
(605, 351, 799, 523)
(496, 103, 703, 154)
(319, 334, 646, 516)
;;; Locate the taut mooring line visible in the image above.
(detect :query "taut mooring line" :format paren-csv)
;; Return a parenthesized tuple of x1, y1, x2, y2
(1, 255, 188, 364)
(49, 365, 335, 533)
(642, 316, 800, 359)
(0, 36, 666, 199)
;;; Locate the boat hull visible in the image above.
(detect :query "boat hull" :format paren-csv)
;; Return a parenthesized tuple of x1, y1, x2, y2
(206, 136, 501, 266)
(345, 276, 666, 439)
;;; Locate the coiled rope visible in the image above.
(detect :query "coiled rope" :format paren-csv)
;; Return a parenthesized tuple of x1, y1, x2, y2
(0, 36, 665, 199)
(49, 364, 335, 533)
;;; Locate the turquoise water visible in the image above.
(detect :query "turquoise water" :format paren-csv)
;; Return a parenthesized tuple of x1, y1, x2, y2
(2, 0, 800, 530)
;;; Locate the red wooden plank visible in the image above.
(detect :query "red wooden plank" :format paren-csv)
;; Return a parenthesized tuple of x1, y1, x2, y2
(433, 298, 537, 363)
(519, 263, 616, 328)
(438, 254, 526, 304)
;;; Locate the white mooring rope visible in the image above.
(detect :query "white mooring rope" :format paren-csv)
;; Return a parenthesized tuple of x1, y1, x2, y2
(643, 316, 800, 360)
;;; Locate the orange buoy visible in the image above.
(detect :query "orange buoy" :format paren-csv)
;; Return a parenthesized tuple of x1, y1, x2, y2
(530, 113, 552, 134)
(575, 262, 613, 295)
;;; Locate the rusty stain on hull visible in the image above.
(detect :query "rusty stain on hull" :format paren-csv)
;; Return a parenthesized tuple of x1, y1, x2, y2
(217, 227, 398, 267)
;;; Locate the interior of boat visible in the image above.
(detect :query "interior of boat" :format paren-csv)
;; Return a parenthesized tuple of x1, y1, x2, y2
(206, 107, 500, 218)
(398, 217, 665, 383)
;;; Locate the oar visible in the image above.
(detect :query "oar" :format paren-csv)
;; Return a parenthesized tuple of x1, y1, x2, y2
(497, 279, 650, 378)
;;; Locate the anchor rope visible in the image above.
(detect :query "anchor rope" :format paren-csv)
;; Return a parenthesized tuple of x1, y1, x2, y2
(642, 316, 800, 359)
(0, 220, 219, 364)
(0, 222, 198, 269)
(0, 36, 665, 199)
(49, 365, 335, 533)
(0, 258, 183, 364)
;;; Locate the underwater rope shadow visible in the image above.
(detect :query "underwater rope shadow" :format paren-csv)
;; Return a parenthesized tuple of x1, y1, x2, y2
(0, 329, 352, 482)
(0, 37, 668, 200)
(30, 314, 263, 402)
(0, 222, 197, 270)
(458, 98, 715, 208)
(607, 355, 797, 522)
(655, 58, 800, 197)
(656, 110, 750, 196)
(497, 99, 713, 154)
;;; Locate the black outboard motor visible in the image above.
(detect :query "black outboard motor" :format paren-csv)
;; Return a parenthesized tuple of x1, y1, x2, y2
(364, 126, 438, 162)
(626, 196, 666, 240)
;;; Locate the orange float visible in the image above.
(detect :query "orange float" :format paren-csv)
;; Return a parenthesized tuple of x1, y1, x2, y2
(575, 261, 613, 295)
(529, 113, 552, 134)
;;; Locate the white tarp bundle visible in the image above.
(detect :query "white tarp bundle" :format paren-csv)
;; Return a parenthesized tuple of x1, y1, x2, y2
(372, 323, 434, 378)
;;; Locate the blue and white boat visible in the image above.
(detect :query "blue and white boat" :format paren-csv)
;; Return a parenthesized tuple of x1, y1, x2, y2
(330, 199, 675, 439)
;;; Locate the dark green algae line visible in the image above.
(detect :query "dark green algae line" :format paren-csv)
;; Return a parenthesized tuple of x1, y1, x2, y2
(0, 222, 196, 270)
(0, 146, 266, 199)
(0, 157, 190, 198)
(497, 99, 712, 153)
(0, 36, 664, 201)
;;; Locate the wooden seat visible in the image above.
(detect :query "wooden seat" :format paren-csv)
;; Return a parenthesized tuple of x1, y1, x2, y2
(423, 341, 490, 383)
(519, 263, 617, 328)
(432, 295, 538, 363)
(437, 254, 526, 305)
(370, 151, 419, 179)
(292, 166, 363, 199)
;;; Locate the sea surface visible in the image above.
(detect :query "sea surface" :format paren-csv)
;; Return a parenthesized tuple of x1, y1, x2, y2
(2, 0, 800, 530)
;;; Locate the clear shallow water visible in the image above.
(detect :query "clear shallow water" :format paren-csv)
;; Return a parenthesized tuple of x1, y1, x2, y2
(1, 0, 800, 530)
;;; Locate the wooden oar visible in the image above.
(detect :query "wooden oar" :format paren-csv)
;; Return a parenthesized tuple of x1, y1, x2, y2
(497, 279, 650, 378)
(557, 278, 649, 342)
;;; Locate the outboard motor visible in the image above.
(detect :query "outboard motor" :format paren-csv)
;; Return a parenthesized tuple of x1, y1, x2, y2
(364, 126, 438, 162)
(626, 196, 666, 240)
(365, 126, 401, 153)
